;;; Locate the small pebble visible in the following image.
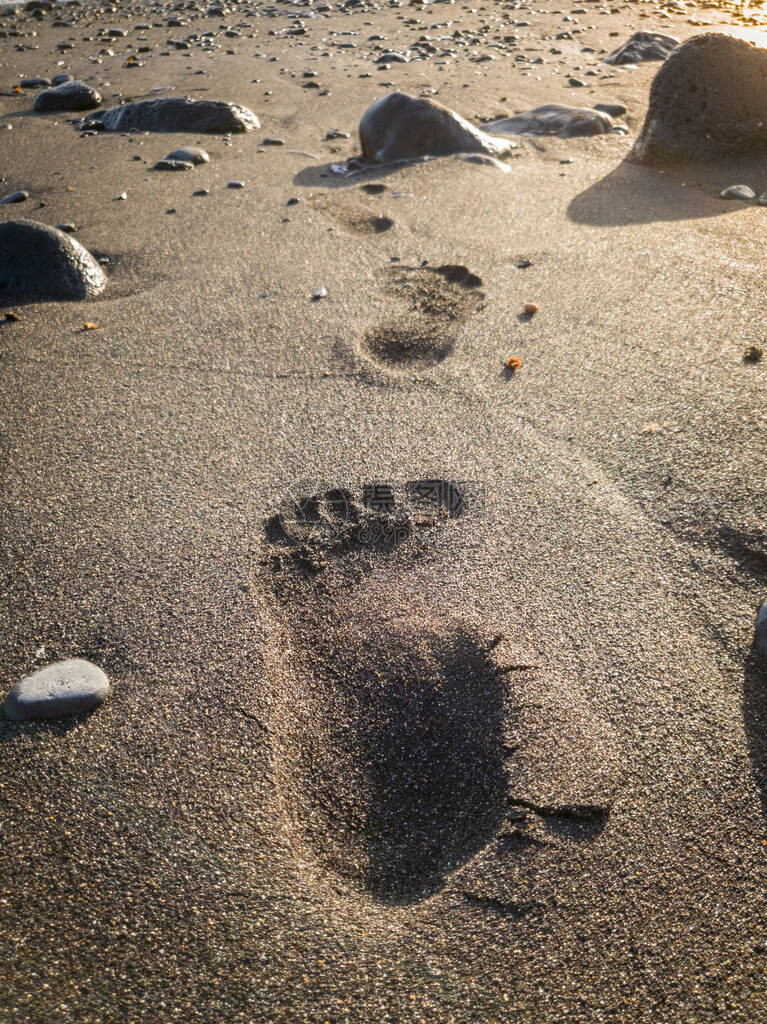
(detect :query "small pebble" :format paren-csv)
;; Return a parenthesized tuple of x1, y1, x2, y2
(523, 302, 539, 314)
(227, 180, 245, 189)
(0, 191, 28, 205)
(744, 344, 764, 363)
(312, 286, 328, 300)
(262, 137, 285, 146)
(720, 184, 755, 201)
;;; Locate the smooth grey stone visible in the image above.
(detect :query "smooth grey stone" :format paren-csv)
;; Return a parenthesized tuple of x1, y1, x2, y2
(35, 80, 102, 112)
(154, 158, 194, 171)
(82, 97, 259, 134)
(20, 76, 50, 88)
(52, 73, 72, 85)
(262, 137, 285, 145)
(164, 145, 209, 164)
(595, 102, 627, 117)
(633, 35, 767, 163)
(568, 77, 586, 87)
(377, 51, 409, 63)
(756, 602, 767, 659)
(56, 222, 76, 232)
(0, 220, 107, 301)
(227, 180, 245, 188)
(4, 659, 109, 721)
(0, 191, 28, 205)
(720, 184, 755, 200)
(359, 92, 516, 164)
(487, 104, 618, 138)
(605, 30, 679, 66)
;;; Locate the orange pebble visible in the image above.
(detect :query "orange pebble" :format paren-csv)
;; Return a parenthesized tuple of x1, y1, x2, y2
(505, 356, 523, 372)
(523, 302, 539, 314)
(82, 322, 98, 330)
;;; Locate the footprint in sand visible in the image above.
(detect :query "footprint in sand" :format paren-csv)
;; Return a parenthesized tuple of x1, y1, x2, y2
(361, 263, 484, 371)
(253, 480, 617, 904)
(307, 192, 394, 235)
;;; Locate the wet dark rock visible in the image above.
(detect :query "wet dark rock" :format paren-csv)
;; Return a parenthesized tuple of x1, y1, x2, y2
(82, 97, 259, 134)
(633, 34, 767, 163)
(0, 191, 28, 205)
(605, 30, 679, 66)
(0, 220, 107, 302)
(359, 92, 516, 164)
(34, 80, 102, 112)
(51, 73, 72, 86)
(487, 104, 619, 138)
(20, 76, 50, 88)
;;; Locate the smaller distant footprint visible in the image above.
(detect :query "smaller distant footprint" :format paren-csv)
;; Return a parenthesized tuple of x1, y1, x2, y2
(307, 192, 394, 235)
(360, 263, 484, 370)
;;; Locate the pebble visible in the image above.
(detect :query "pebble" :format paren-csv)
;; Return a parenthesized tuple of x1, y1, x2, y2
(0, 191, 28, 205)
(227, 180, 245, 188)
(523, 302, 539, 314)
(262, 137, 285, 146)
(720, 185, 755, 201)
(3, 658, 110, 721)
(56, 223, 76, 232)
(595, 102, 628, 117)
(164, 146, 209, 165)
(313, 286, 328, 299)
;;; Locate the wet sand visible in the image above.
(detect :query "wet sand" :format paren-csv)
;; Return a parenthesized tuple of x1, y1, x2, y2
(1, 0, 766, 1021)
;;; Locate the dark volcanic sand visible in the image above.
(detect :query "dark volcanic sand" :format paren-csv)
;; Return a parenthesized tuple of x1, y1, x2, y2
(0, 0, 766, 1022)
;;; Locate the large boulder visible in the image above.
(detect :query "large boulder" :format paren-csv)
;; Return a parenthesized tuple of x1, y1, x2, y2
(0, 220, 107, 302)
(486, 103, 620, 138)
(632, 34, 767, 163)
(359, 92, 516, 164)
(604, 30, 679, 65)
(34, 80, 101, 112)
(82, 97, 259, 134)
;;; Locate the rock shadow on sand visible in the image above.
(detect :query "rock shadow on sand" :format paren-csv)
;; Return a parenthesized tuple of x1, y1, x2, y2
(743, 641, 767, 822)
(567, 159, 751, 227)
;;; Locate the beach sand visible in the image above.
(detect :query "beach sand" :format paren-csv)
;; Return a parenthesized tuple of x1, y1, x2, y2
(0, 0, 766, 1020)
